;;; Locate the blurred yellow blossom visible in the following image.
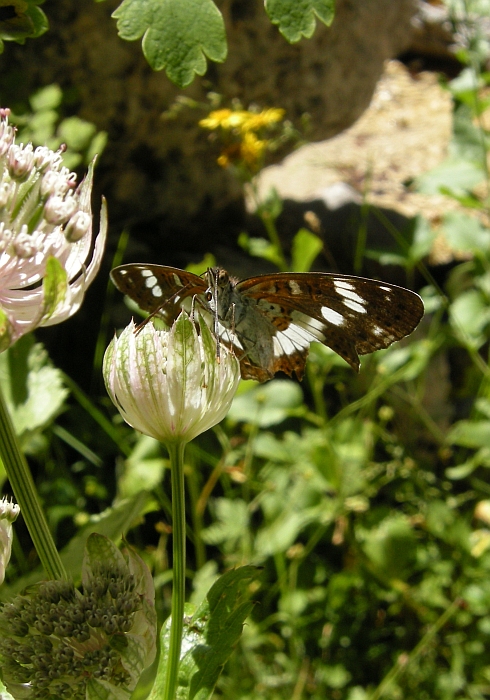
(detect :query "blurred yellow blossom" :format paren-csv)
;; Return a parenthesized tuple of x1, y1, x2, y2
(200, 105, 287, 174)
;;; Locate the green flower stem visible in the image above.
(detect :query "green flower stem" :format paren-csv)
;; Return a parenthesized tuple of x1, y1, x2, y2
(163, 439, 187, 700)
(0, 381, 66, 580)
(260, 210, 288, 272)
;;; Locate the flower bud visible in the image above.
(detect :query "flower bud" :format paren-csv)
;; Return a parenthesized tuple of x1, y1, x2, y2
(104, 313, 240, 445)
(0, 497, 19, 585)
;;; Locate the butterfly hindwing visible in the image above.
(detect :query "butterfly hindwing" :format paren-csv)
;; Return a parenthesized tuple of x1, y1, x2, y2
(235, 272, 424, 371)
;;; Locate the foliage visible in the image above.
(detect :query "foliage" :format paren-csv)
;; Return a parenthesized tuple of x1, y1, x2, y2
(106, 0, 335, 86)
(0, 0, 48, 54)
(10, 84, 108, 169)
(4, 1, 490, 699)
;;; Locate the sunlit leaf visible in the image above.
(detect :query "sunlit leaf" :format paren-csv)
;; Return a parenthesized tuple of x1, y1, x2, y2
(265, 0, 334, 42)
(112, 0, 227, 86)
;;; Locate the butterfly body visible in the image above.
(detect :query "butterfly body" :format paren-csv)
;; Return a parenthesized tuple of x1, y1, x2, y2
(111, 264, 424, 382)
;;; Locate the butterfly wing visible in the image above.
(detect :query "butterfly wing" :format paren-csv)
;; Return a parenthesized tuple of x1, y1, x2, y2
(236, 273, 424, 374)
(110, 264, 208, 324)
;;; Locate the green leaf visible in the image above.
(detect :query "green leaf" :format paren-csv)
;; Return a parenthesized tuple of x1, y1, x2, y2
(153, 567, 258, 700)
(0, 334, 68, 446)
(0, 678, 15, 700)
(449, 288, 490, 347)
(30, 84, 62, 111)
(118, 434, 167, 498)
(361, 515, 417, 581)
(186, 253, 216, 277)
(415, 157, 484, 195)
(291, 228, 322, 272)
(24, 1, 48, 38)
(58, 116, 97, 151)
(407, 215, 437, 263)
(112, 0, 227, 87)
(227, 379, 303, 427)
(265, 0, 335, 42)
(442, 211, 490, 254)
(447, 420, 490, 449)
(42, 256, 67, 320)
(201, 498, 249, 546)
(238, 233, 285, 268)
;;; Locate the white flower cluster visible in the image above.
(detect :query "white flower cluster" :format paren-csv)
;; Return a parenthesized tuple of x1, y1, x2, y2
(0, 108, 107, 351)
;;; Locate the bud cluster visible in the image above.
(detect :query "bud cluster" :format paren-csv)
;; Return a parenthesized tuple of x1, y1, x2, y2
(0, 107, 107, 350)
(0, 108, 89, 250)
(0, 564, 143, 699)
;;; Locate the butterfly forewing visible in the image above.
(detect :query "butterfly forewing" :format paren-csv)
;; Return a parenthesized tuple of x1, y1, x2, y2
(111, 264, 424, 381)
(110, 264, 207, 324)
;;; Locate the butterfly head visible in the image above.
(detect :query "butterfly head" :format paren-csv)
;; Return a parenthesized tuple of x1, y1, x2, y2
(204, 267, 234, 314)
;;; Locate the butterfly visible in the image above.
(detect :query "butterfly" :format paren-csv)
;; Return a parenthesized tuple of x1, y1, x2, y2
(110, 264, 424, 382)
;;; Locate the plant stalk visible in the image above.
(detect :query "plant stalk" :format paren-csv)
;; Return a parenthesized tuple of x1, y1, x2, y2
(0, 380, 66, 580)
(163, 439, 187, 700)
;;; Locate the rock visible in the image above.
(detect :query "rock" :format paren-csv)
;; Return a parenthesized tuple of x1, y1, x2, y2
(0, 0, 417, 257)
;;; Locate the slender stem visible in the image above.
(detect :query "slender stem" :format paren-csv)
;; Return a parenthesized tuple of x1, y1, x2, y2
(260, 210, 288, 272)
(0, 380, 66, 580)
(368, 596, 462, 700)
(163, 440, 187, 700)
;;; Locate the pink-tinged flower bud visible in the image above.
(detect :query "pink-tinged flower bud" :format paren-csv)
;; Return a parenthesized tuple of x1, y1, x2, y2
(64, 210, 91, 242)
(8, 143, 35, 180)
(43, 193, 78, 225)
(12, 229, 41, 258)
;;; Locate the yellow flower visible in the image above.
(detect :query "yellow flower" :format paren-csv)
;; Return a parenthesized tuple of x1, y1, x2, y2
(241, 108, 286, 132)
(199, 109, 234, 130)
(240, 131, 268, 169)
(217, 153, 230, 168)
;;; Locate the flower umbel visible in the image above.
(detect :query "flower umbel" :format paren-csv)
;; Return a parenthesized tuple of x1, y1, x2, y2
(103, 313, 241, 444)
(0, 496, 19, 585)
(0, 534, 157, 700)
(0, 108, 107, 351)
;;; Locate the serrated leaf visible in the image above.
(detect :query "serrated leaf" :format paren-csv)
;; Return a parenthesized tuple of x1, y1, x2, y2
(201, 498, 249, 546)
(265, 0, 334, 42)
(152, 567, 258, 700)
(112, 0, 227, 86)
